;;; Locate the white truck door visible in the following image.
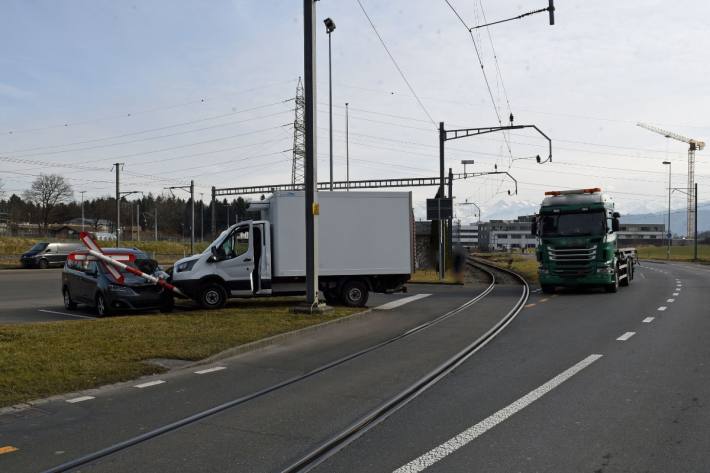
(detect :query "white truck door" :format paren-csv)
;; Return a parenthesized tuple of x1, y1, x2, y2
(254, 222, 272, 295)
(213, 223, 254, 295)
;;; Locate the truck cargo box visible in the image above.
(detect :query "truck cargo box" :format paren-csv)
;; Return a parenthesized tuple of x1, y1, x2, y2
(252, 191, 413, 278)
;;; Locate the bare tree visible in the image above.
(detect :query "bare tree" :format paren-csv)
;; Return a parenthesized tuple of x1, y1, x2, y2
(23, 174, 73, 233)
(0, 178, 5, 199)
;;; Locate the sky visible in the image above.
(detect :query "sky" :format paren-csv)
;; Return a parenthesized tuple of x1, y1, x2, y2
(1, 0, 709, 223)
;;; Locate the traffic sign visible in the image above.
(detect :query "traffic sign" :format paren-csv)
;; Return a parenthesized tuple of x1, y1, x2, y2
(427, 198, 453, 220)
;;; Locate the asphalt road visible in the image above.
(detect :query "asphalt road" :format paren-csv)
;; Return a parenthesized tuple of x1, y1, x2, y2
(0, 269, 94, 323)
(2, 261, 708, 472)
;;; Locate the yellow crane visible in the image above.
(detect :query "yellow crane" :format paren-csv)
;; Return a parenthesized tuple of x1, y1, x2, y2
(637, 122, 705, 239)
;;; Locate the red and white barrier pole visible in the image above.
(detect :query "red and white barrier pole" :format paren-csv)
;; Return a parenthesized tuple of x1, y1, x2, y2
(78, 231, 186, 298)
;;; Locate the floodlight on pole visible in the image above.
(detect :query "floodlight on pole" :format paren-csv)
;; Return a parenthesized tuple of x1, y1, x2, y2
(663, 161, 672, 260)
(324, 17, 336, 191)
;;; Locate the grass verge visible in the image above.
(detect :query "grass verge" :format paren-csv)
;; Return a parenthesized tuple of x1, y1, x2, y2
(408, 269, 458, 284)
(0, 299, 359, 408)
(472, 253, 539, 283)
(635, 244, 710, 262)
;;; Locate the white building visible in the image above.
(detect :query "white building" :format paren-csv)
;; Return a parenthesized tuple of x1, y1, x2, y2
(453, 222, 479, 249)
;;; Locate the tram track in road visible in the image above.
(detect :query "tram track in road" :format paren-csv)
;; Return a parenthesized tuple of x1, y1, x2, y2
(41, 265, 509, 473)
(280, 258, 529, 473)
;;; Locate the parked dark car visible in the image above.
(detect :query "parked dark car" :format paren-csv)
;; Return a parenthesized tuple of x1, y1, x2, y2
(62, 248, 174, 317)
(20, 242, 85, 269)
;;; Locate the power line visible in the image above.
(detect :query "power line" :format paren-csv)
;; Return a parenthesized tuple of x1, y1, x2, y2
(3, 99, 294, 156)
(2, 79, 297, 136)
(355, 0, 436, 126)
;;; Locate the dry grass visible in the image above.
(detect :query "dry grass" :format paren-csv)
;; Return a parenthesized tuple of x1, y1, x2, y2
(0, 299, 359, 407)
(635, 244, 710, 262)
(408, 269, 458, 284)
(472, 252, 539, 283)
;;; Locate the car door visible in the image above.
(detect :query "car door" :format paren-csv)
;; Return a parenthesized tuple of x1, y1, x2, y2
(213, 224, 254, 296)
(75, 260, 99, 303)
(43, 244, 58, 266)
(253, 222, 272, 295)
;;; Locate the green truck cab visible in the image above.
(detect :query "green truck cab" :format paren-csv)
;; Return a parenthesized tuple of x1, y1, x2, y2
(532, 188, 635, 294)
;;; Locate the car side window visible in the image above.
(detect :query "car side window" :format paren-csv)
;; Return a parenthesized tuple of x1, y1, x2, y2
(219, 227, 250, 260)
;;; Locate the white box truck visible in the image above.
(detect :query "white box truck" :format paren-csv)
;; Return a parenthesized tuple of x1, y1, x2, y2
(171, 191, 413, 308)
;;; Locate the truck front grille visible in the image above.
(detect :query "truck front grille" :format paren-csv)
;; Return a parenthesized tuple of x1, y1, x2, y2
(548, 245, 596, 276)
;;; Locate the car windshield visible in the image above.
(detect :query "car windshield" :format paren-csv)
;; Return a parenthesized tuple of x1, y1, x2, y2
(29, 243, 49, 252)
(541, 211, 606, 237)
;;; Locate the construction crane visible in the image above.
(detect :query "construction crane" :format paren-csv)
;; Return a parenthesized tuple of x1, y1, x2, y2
(637, 122, 705, 239)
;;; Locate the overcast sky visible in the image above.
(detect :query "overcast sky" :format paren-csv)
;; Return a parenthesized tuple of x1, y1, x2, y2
(2, 0, 709, 220)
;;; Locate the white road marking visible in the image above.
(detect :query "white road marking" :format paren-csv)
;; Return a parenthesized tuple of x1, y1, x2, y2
(639, 272, 646, 279)
(195, 366, 226, 375)
(134, 380, 165, 389)
(657, 306, 667, 311)
(392, 354, 603, 473)
(673, 292, 679, 296)
(38, 309, 95, 320)
(667, 298, 675, 303)
(375, 294, 431, 310)
(617, 331, 636, 341)
(642, 317, 655, 323)
(66, 396, 95, 403)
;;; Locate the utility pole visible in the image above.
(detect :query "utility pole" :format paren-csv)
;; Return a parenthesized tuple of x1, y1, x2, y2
(325, 17, 336, 191)
(113, 163, 122, 247)
(438, 122, 446, 280)
(154, 202, 158, 241)
(165, 180, 195, 255)
(663, 161, 672, 259)
(345, 102, 350, 191)
(136, 201, 140, 242)
(448, 167, 454, 265)
(694, 182, 698, 261)
(80, 191, 86, 232)
(304, 0, 320, 308)
(200, 192, 204, 242)
(211, 186, 216, 237)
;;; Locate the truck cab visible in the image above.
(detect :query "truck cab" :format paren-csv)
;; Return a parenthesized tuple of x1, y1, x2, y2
(533, 188, 634, 293)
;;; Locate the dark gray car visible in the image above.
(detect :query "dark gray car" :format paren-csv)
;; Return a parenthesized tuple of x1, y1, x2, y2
(61, 248, 174, 316)
(21, 242, 85, 269)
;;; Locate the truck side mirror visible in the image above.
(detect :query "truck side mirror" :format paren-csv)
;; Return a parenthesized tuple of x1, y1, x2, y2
(612, 218, 620, 232)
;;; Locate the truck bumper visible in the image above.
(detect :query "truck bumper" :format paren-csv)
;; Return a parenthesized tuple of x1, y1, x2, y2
(539, 271, 614, 287)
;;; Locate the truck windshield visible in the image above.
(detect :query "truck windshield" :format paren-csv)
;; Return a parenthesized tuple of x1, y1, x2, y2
(541, 211, 605, 237)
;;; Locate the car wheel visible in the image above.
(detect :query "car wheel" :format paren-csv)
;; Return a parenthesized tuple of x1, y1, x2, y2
(199, 283, 227, 310)
(63, 287, 78, 310)
(340, 280, 369, 307)
(95, 293, 111, 317)
(38, 259, 49, 269)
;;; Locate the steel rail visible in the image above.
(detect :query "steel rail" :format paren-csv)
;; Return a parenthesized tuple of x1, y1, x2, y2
(280, 257, 529, 473)
(43, 268, 497, 473)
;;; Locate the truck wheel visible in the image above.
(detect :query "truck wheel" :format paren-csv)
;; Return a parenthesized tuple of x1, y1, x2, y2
(541, 285, 555, 294)
(38, 259, 49, 269)
(604, 269, 619, 293)
(341, 280, 369, 307)
(199, 283, 227, 309)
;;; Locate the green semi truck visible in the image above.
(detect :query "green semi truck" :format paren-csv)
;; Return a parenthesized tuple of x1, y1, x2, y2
(532, 188, 636, 294)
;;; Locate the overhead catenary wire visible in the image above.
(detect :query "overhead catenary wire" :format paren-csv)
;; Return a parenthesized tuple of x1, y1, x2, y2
(354, 0, 436, 126)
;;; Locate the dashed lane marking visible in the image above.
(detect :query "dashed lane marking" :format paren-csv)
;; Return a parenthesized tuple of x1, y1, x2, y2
(673, 292, 679, 296)
(134, 380, 165, 389)
(375, 294, 431, 310)
(524, 303, 536, 308)
(195, 366, 226, 375)
(658, 306, 667, 311)
(667, 298, 675, 303)
(0, 446, 18, 455)
(617, 332, 636, 341)
(539, 298, 549, 303)
(66, 396, 95, 403)
(392, 354, 603, 473)
(38, 309, 95, 320)
(642, 317, 655, 323)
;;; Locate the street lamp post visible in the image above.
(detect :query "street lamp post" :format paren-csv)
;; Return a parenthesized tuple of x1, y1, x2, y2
(324, 17, 336, 191)
(80, 191, 86, 232)
(345, 102, 350, 191)
(663, 161, 671, 259)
